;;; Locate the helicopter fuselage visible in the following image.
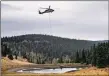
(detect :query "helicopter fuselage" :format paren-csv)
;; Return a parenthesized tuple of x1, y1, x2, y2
(39, 9, 54, 14)
(44, 9, 54, 13)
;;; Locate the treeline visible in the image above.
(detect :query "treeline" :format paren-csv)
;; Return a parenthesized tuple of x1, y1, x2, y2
(1, 43, 73, 64)
(1, 34, 109, 68)
(1, 34, 96, 63)
(75, 42, 109, 68)
(1, 43, 14, 60)
(2, 41, 109, 68)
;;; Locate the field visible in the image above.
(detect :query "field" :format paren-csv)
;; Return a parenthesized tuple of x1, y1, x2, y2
(1, 57, 109, 76)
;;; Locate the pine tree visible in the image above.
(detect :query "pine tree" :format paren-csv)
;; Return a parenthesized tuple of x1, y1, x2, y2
(58, 57, 63, 63)
(86, 50, 91, 65)
(75, 51, 80, 63)
(81, 49, 86, 64)
(91, 44, 97, 66)
(96, 43, 108, 68)
(1, 44, 10, 57)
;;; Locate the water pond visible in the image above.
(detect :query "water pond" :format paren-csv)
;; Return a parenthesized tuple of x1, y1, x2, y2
(17, 68, 82, 73)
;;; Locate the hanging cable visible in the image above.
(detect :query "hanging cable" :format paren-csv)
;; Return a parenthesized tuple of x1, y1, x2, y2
(49, 13, 52, 35)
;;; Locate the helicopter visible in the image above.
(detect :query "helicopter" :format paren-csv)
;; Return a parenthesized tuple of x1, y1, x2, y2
(39, 6, 54, 14)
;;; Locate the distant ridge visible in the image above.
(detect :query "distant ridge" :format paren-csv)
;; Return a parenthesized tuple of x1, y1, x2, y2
(2, 34, 108, 41)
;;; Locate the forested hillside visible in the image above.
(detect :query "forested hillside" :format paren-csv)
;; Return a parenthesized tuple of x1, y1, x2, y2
(75, 42, 109, 68)
(1, 34, 108, 64)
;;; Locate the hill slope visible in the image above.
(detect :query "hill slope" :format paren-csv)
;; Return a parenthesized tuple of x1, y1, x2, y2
(1, 34, 107, 64)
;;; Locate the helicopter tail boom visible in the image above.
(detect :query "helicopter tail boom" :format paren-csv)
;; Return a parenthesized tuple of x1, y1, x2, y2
(39, 10, 43, 14)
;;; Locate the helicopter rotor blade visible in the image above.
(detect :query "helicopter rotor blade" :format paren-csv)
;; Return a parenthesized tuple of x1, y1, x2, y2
(54, 7, 60, 9)
(40, 7, 48, 9)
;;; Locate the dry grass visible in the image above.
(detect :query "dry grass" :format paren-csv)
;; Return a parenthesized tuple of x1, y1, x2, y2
(66, 67, 109, 76)
(1, 57, 109, 76)
(1, 57, 33, 72)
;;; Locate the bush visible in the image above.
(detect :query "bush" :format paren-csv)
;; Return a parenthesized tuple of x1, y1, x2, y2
(8, 55, 13, 60)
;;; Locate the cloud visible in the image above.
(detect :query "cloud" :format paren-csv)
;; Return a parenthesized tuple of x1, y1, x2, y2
(1, 3, 22, 11)
(1, 1, 108, 40)
(1, 17, 64, 32)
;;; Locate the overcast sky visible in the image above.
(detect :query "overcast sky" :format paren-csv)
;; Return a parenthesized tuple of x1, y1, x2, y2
(1, 1, 108, 41)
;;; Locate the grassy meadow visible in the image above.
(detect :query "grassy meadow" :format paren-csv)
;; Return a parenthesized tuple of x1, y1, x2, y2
(1, 57, 109, 76)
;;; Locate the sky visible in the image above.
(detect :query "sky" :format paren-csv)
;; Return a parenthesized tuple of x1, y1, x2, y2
(1, 1, 108, 41)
